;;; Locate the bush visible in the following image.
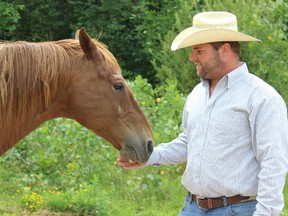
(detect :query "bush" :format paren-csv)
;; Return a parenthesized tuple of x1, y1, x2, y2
(128, 75, 185, 143)
(44, 184, 111, 215)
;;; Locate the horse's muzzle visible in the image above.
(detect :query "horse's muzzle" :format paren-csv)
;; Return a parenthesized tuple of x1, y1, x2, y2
(120, 139, 154, 164)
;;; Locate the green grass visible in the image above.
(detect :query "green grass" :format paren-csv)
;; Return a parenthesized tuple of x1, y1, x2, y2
(0, 163, 287, 215)
(0, 166, 185, 215)
(0, 168, 287, 215)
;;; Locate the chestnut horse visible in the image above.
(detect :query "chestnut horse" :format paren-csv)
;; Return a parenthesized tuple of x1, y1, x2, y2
(0, 28, 153, 163)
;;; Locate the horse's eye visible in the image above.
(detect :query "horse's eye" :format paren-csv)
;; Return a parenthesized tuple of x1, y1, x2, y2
(113, 82, 124, 91)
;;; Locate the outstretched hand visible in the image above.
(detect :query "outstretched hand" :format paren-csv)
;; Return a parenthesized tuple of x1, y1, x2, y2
(117, 157, 146, 170)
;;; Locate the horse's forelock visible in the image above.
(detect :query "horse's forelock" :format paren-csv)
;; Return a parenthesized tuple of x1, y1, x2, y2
(91, 39, 121, 73)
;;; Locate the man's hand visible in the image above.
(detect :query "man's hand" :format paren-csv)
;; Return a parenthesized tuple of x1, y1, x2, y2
(117, 157, 146, 170)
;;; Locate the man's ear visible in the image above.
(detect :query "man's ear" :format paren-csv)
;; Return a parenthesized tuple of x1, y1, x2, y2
(221, 43, 231, 53)
(219, 43, 232, 59)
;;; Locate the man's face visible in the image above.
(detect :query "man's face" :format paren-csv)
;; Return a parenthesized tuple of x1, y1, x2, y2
(189, 43, 224, 80)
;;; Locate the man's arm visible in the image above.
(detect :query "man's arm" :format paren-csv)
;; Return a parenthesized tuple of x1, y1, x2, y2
(250, 96, 288, 215)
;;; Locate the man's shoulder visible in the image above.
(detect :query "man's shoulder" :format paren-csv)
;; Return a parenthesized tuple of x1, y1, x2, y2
(244, 74, 285, 106)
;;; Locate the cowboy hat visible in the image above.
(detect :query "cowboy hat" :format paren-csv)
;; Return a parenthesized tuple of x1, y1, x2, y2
(171, 11, 260, 51)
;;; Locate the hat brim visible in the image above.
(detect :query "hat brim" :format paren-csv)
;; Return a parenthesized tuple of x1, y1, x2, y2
(171, 27, 260, 51)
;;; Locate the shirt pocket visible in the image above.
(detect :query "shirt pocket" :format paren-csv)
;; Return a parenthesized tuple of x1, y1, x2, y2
(209, 109, 250, 144)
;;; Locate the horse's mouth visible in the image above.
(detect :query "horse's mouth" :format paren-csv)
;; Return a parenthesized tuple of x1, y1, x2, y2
(119, 148, 148, 163)
(119, 148, 136, 162)
(118, 157, 137, 164)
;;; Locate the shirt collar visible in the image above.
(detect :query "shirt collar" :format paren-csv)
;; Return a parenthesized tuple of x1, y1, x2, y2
(226, 62, 249, 89)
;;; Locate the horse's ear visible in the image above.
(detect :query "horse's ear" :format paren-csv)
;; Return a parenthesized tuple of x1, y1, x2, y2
(75, 29, 80, 40)
(78, 27, 97, 57)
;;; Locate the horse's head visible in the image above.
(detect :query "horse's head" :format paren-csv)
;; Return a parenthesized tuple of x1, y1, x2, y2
(63, 28, 153, 163)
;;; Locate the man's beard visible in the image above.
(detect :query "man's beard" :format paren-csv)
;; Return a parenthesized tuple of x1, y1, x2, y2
(196, 52, 223, 79)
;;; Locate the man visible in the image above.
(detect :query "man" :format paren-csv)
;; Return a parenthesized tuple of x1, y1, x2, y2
(118, 11, 288, 215)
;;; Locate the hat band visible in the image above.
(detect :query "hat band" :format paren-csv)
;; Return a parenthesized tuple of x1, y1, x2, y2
(194, 22, 236, 30)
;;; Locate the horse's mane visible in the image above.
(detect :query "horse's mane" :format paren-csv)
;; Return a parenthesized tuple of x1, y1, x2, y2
(0, 38, 120, 126)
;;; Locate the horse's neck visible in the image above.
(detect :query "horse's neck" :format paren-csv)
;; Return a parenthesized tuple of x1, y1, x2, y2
(0, 122, 38, 156)
(0, 99, 65, 156)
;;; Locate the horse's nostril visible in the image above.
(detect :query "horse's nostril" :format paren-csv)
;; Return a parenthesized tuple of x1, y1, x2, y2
(147, 140, 153, 153)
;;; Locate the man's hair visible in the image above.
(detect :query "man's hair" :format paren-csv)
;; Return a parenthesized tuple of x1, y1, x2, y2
(210, 42, 241, 57)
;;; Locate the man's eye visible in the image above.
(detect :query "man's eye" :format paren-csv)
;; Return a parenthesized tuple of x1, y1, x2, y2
(113, 83, 124, 91)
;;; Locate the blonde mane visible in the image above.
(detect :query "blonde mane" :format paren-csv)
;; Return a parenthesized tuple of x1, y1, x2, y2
(0, 39, 120, 127)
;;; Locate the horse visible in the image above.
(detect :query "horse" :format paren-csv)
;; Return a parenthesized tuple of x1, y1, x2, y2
(0, 27, 153, 163)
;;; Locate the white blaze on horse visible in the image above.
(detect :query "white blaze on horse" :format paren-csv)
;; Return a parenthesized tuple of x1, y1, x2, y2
(0, 28, 153, 163)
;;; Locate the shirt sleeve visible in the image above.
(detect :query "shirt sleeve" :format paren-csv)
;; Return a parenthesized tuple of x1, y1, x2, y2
(250, 96, 288, 216)
(147, 131, 188, 165)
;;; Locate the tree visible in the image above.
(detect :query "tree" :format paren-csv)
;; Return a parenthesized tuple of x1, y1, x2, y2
(69, 0, 154, 80)
(11, 0, 77, 41)
(0, 2, 24, 40)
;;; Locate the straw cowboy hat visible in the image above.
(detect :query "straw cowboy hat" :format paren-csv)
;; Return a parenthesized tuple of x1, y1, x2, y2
(171, 11, 260, 51)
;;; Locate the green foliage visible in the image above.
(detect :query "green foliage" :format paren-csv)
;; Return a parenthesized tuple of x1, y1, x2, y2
(12, 0, 77, 41)
(128, 75, 185, 143)
(0, 2, 24, 39)
(21, 191, 43, 212)
(135, 0, 189, 84)
(69, 0, 153, 80)
(154, 0, 288, 102)
(151, 0, 205, 94)
(43, 184, 111, 215)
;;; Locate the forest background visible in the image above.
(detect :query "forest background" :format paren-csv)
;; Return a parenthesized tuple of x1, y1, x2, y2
(0, 0, 287, 215)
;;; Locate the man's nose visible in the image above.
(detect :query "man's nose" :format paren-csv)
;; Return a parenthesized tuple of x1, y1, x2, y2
(189, 52, 196, 62)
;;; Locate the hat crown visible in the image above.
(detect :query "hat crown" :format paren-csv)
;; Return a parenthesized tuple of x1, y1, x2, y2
(193, 12, 238, 31)
(171, 11, 260, 51)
